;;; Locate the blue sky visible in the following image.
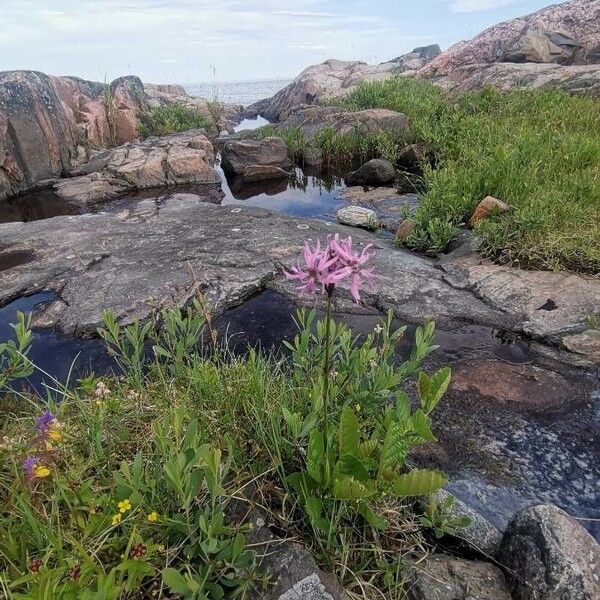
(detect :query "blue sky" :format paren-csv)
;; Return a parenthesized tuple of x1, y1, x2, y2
(0, 0, 560, 83)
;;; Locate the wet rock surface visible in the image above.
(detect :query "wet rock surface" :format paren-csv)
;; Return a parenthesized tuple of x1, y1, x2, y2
(406, 555, 512, 600)
(498, 504, 600, 600)
(451, 360, 575, 412)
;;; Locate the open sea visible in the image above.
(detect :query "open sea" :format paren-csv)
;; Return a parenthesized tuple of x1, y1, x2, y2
(185, 79, 291, 106)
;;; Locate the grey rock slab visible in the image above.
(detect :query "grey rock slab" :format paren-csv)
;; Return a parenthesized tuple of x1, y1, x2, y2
(498, 504, 600, 600)
(439, 254, 600, 342)
(406, 554, 512, 600)
(1, 200, 598, 346)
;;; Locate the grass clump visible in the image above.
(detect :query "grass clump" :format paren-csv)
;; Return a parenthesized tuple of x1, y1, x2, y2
(255, 123, 405, 167)
(337, 77, 600, 273)
(0, 280, 455, 597)
(138, 103, 211, 138)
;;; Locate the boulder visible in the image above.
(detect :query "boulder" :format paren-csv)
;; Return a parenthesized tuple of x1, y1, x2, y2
(498, 504, 600, 600)
(220, 137, 291, 176)
(345, 159, 396, 186)
(242, 164, 290, 182)
(428, 489, 503, 557)
(468, 196, 510, 227)
(397, 143, 427, 172)
(249, 46, 440, 121)
(53, 131, 218, 208)
(336, 206, 378, 230)
(406, 555, 512, 600)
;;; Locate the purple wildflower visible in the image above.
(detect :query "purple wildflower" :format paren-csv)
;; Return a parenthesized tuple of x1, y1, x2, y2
(35, 410, 56, 434)
(285, 240, 350, 297)
(22, 456, 40, 480)
(329, 235, 376, 302)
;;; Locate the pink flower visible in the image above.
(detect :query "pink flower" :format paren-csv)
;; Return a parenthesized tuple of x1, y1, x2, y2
(329, 235, 376, 302)
(285, 240, 350, 297)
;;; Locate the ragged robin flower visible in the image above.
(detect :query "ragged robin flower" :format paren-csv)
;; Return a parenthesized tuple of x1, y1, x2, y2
(117, 499, 132, 513)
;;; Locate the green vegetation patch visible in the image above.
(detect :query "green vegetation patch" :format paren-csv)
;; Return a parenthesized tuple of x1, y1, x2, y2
(138, 103, 211, 138)
(0, 279, 459, 597)
(337, 78, 600, 273)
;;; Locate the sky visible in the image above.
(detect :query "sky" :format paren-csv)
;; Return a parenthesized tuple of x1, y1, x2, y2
(0, 0, 561, 84)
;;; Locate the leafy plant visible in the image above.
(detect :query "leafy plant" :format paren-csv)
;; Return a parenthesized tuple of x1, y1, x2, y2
(0, 311, 34, 390)
(419, 494, 471, 539)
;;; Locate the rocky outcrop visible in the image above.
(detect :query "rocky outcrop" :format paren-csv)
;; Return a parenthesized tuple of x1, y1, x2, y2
(419, 0, 600, 95)
(0, 70, 240, 202)
(220, 137, 291, 178)
(250, 46, 440, 121)
(51, 131, 218, 208)
(406, 555, 512, 600)
(498, 504, 600, 600)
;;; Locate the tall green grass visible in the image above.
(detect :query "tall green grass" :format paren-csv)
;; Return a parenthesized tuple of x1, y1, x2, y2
(138, 103, 211, 137)
(338, 78, 600, 273)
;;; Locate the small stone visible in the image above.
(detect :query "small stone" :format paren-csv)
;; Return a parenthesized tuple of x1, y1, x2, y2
(468, 196, 510, 228)
(498, 504, 600, 600)
(336, 206, 378, 230)
(395, 218, 416, 242)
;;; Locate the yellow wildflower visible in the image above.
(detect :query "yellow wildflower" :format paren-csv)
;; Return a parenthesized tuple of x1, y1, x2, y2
(48, 428, 63, 442)
(147, 511, 159, 523)
(33, 465, 51, 478)
(111, 513, 122, 526)
(117, 499, 132, 513)
(355, 403, 361, 413)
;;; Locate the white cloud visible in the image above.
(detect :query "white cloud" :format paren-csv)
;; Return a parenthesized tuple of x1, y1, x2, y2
(449, 0, 526, 12)
(0, 1, 445, 82)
